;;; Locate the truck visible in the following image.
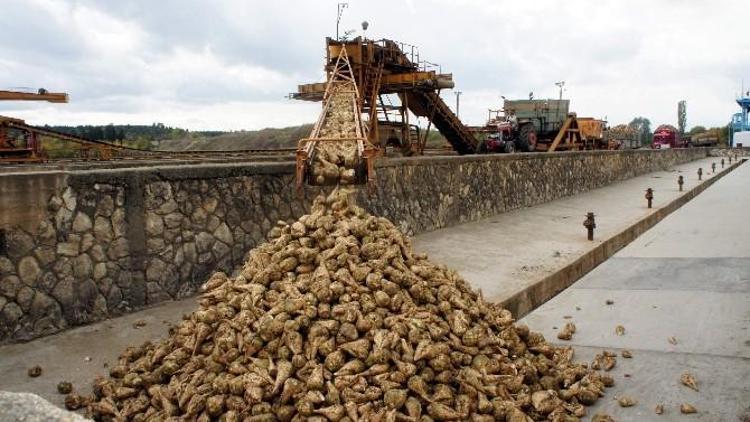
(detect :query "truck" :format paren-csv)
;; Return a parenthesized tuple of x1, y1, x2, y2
(651, 125, 686, 149)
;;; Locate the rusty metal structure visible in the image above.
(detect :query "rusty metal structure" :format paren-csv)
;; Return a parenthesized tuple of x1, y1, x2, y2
(293, 37, 476, 186)
(0, 89, 68, 103)
(0, 116, 124, 162)
(0, 88, 303, 164)
(0, 89, 73, 162)
(294, 44, 377, 189)
(0, 88, 230, 163)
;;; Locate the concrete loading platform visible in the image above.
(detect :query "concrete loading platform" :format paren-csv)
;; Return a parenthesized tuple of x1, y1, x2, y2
(0, 156, 744, 417)
(521, 160, 750, 420)
(415, 156, 741, 316)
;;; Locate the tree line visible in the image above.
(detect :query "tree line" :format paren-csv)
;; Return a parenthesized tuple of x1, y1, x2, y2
(44, 123, 191, 143)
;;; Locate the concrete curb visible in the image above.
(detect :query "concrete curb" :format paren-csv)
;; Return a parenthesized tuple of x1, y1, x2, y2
(500, 159, 746, 319)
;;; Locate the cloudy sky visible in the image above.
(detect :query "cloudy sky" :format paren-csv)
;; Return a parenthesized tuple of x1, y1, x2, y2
(2, 0, 748, 131)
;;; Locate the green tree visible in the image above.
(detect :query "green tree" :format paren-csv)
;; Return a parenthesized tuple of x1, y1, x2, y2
(708, 126, 729, 145)
(104, 124, 116, 142)
(677, 100, 686, 135)
(688, 125, 707, 135)
(628, 117, 652, 145)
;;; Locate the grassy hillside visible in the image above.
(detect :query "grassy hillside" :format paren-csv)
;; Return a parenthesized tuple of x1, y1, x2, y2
(158, 125, 314, 151)
(34, 123, 450, 156)
(159, 124, 449, 151)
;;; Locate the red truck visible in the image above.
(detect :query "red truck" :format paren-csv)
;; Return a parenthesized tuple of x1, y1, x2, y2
(651, 124, 687, 149)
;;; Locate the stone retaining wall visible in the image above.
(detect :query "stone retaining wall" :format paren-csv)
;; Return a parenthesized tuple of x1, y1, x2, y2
(0, 148, 708, 343)
(709, 146, 750, 158)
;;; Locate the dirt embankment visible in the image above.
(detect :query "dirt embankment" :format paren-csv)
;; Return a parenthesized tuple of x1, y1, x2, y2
(158, 125, 314, 151)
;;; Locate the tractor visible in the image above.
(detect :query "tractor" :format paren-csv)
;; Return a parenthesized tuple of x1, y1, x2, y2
(471, 109, 537, 154)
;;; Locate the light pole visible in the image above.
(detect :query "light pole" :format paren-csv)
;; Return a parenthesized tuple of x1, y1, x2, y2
(336, 3, 348, 41)
(455, 91, 462, 118)
(555, 81, 565, 100)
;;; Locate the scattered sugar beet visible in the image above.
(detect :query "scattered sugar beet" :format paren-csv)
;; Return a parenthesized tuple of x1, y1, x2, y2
(557, 322, 576, 341)
(85, 189, 614, 421)
(591, 351, 617, 372)
(617, 395, 637, 407)
(57, 381, 73, 394)
(27, 366, 42, 378)
(680, 372, 699, 391)
(680, 403, 697, 414)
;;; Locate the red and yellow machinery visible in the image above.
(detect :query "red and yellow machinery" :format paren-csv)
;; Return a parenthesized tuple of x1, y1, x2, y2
(0, 89, 119, 162)
(0, 89, 69, 162)
(470, 100, 610, 153)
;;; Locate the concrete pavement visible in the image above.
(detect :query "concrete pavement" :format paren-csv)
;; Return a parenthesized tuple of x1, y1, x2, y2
(522, 159, 750, 421)
(0, 156, 740, 412)
(415, 156, 729, 305)
(0, 299, 194, 410)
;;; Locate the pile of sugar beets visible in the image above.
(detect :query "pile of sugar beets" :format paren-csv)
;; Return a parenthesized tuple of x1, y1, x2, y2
(83, 189, 613, 421)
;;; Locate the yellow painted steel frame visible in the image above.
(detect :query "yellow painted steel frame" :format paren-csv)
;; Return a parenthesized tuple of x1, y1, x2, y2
(548, 116, 583, 152)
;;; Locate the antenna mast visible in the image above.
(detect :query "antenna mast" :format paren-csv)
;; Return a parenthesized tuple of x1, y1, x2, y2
(336, 3, 348, 41)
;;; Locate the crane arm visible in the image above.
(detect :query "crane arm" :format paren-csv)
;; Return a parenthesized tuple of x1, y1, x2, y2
(0, 90, 69, 103)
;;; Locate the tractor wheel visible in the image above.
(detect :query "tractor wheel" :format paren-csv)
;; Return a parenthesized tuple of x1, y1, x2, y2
(503, 141, 515, 154)
(476, 139, 487, 154)
(516, 124, 538, 152)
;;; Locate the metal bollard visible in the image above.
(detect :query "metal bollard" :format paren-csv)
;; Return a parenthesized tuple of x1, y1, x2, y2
(712, 162, 716, 173)
(645, 188, 654, 208)
(583, 212, 596, 241)
(721, 158, 725, 168)
(698, 167, 702, 180)
(678, 175, 684, 191)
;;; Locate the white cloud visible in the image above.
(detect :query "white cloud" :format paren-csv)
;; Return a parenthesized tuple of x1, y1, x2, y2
(1, 0, 748, 131)
(9, 98, 320, 131)
(71, 5, 147, 55)
(140, 46, 293, 99)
